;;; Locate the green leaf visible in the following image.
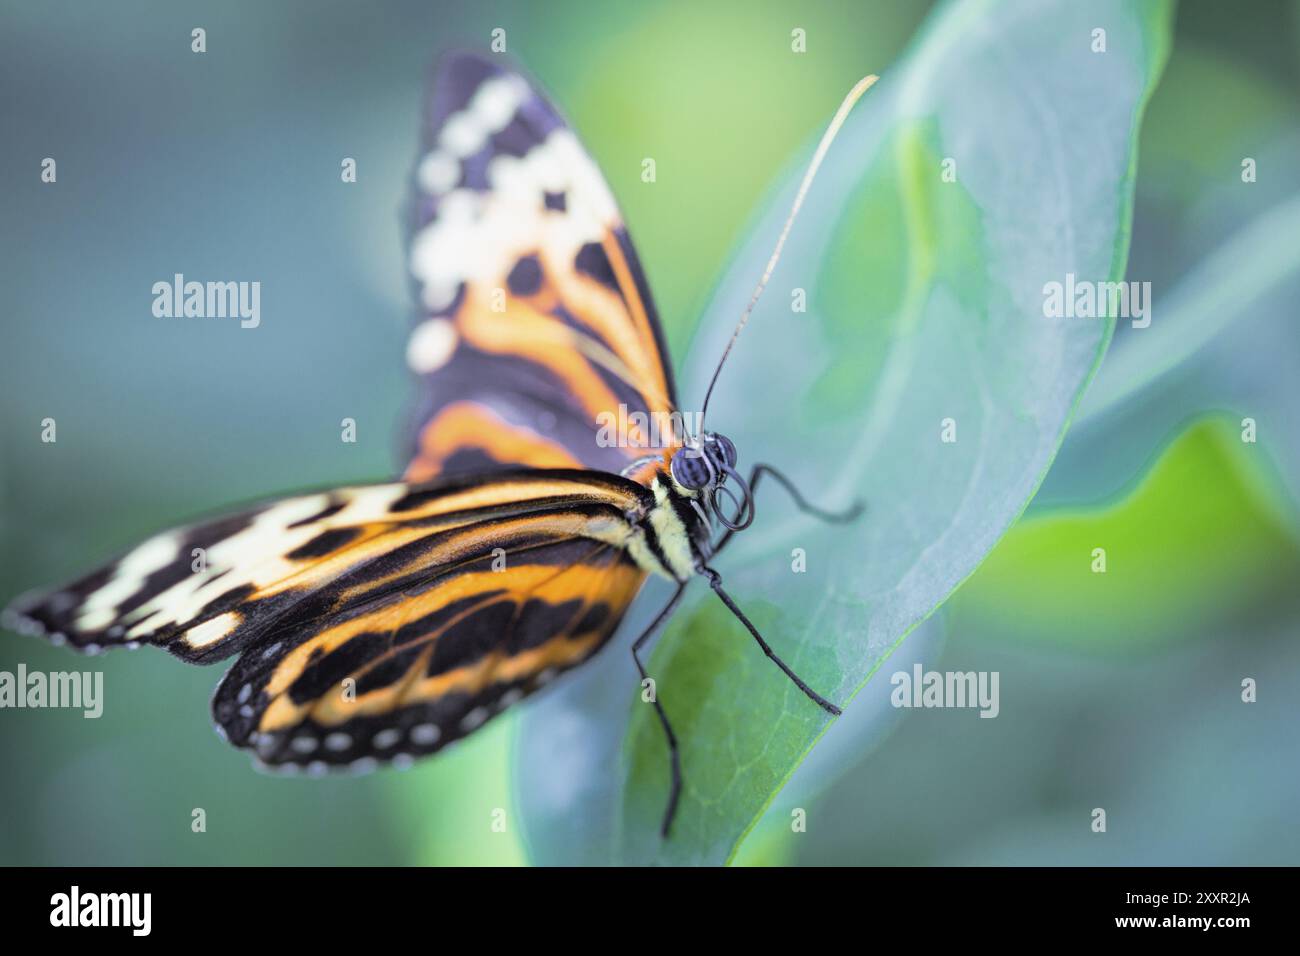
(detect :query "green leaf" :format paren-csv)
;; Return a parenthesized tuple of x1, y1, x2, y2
(1078, 194, 1300, 426)
(950, 415, 1300, 649)
(516, 0, 1174, 865)
(1034, 188, 1300, 522)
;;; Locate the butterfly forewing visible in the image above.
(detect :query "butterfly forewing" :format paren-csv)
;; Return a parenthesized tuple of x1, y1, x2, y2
(404, 52, 681, 480)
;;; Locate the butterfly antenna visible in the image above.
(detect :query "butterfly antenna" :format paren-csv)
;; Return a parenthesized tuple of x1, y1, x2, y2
(697, 73, 878, 435)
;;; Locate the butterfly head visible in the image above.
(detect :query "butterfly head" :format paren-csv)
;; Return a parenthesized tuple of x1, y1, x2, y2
(669, 432, 753, 531)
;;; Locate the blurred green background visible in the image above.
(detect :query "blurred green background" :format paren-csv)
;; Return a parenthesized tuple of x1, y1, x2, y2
(2, 0, 1298, 865)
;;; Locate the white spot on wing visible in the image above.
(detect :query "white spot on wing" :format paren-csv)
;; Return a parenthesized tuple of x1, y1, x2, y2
(417, 149, 460, 194)
(406, 318, 458, 373)
(498, 687, 524, 709)
(440, 112, 481, 157)
(76, 532, 182, 630)
(183, 611, 241, 649)
(474, 74, 528, 129)
(436, 74, 529, 160)
(410, 723, 441, 746)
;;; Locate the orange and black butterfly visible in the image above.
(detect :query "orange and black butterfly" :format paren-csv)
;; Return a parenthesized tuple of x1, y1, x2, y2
(2, 53, 869, 835)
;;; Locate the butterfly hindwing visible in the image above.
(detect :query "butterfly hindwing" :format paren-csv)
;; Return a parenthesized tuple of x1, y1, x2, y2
(404, 52, 680, 481)
(213, 534, 645, 770)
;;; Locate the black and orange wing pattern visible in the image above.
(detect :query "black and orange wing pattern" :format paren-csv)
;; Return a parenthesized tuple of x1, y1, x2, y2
(4, 471, 656, 769)
(403, 52, 681, 481)
(3, 53, 685, 772)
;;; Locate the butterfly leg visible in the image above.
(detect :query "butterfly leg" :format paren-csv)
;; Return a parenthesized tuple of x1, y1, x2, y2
(631, 580, 689, 838)
(698, 565, 841, 717)
(714, 462, 864, 553)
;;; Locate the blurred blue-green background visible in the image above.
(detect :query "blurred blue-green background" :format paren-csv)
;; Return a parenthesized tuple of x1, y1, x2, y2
(2, 0, 1298, 865)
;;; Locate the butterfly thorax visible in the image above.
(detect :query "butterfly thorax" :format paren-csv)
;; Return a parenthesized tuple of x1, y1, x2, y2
(635, 470, 712, 582)
(608, 449, 702, 582)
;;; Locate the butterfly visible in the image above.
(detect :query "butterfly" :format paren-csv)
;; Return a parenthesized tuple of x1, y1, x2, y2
(2, 52, 873, 836)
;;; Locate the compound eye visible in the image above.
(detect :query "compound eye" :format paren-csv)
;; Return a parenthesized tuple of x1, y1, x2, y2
(714, 433, 738, 468)
(704, 433, 738, 471)
(670, 448, 711, 490)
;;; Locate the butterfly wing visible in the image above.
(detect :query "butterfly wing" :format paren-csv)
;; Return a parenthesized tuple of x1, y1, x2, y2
(404, 52, 681, 481)
(213, 533, 643, 769)
(4, 468, 649, 639)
